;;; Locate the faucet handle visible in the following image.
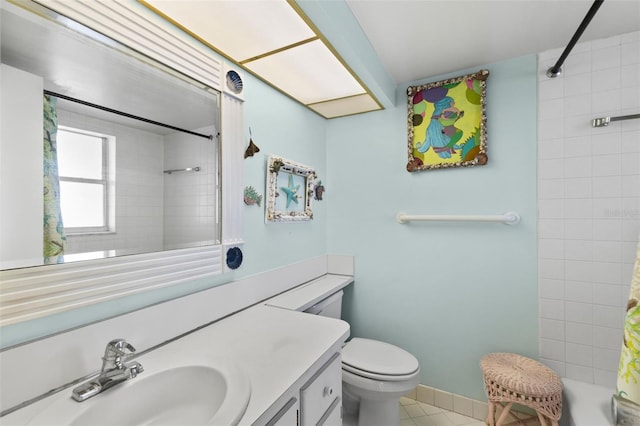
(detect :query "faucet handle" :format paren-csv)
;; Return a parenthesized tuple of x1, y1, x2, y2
(105, 339, 136, 356)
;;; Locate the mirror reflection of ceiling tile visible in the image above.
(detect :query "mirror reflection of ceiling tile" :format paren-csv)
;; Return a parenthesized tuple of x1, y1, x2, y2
(244, 40, 365, 105)
(141, 0, 383, 119)
(142, 0, 315, 62)
(308, 94, 380, 119)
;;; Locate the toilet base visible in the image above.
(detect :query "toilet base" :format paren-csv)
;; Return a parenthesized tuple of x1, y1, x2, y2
(343, 380, 404, 426)
(341, 393, 401, 426)
(342, 385, 359, 416)
(358, 398, 401, 426)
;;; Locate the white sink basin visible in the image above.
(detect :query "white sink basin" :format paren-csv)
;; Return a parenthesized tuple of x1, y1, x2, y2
(27, 361, 251, 426)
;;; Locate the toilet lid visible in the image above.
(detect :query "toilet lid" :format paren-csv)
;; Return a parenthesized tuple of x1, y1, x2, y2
(342, 338, 419, 378)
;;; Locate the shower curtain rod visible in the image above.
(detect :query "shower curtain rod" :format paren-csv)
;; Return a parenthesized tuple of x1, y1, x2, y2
(44, 90, 214, 141)
(546, 0, 604, 78)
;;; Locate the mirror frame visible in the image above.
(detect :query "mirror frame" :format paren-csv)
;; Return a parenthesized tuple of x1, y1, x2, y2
(0, 0, 245, 328)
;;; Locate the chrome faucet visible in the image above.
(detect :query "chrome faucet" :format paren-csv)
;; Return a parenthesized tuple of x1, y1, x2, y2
(72, 339, 144, 402)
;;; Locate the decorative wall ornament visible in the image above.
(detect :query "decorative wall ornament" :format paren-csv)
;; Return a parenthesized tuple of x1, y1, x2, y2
(406, 69, 489, 172)
(244, 186, 262, 206)
(225, 70, 243, 94)
(265, 155, 315, 223)
(225, 246, 243, 269)
(244, 127, 260, 158)
(314, 180, 325, 201)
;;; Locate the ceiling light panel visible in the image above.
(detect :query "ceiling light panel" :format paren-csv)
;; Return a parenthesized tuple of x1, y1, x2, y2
(141, 0, 382, 118)
(244, 39, 365, 105)
(309, 94, 380, 119)
(142, 0, 315, 62)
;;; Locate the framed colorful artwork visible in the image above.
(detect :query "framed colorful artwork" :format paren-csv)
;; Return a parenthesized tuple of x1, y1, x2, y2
(265, 155, 315, 223)
(406, 69, 489, 172)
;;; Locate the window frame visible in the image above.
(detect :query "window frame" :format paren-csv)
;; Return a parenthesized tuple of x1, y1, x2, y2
(57, 125, 111, 234)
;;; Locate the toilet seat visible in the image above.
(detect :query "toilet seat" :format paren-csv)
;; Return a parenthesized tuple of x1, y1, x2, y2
(342, 338, 419, 382)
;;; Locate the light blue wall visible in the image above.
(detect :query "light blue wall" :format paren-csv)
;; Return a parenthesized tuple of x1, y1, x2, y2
(326, 55, 539, 400)
(240, 73, 328, 273)
(0, 71, 329, 349)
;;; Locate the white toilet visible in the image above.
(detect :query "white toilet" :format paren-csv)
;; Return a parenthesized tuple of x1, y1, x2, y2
(341, 337, 420, 426)
(267, 280, 420, 426)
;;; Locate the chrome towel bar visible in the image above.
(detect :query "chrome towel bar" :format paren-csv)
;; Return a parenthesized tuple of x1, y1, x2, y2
(163, 166, 201, 174)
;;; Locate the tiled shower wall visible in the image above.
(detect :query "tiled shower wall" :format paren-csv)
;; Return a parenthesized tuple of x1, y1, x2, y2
(537, 31, 640, 387)
(59, 108, 217, 256)
(59, 109, 164, 256)
(162, 126, 218, 250)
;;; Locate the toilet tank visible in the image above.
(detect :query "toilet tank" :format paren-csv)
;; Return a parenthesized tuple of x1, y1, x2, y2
(303, 290, 343, 319)
(264, 274, 352, 318)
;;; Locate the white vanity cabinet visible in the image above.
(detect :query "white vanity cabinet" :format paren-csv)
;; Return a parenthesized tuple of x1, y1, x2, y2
(264, 352, 342, 426)
(300, 353, 342, 426)
(266, 397, 299, 426)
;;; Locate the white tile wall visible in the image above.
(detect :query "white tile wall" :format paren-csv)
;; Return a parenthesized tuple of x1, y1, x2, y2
(163, 126, 218, 250)
(58, 109, 164, 256)
(537, 31, 640, 388)
(58, 112, 220, 255)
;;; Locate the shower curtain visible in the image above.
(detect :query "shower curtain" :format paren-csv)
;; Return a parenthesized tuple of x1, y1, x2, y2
(43, 94, 66, 262)
(617, 237, 640, 405)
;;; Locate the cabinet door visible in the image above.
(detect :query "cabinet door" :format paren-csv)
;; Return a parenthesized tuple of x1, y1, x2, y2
(300, 353, 342, 426)
(266, 397, 299, 426)
(318, 398, 342, 426)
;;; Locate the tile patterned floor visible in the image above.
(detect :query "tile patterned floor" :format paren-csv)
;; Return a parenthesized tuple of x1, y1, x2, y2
(400, 397, 485, 426)
(399, 397, 544, 426)
(345, 396, 544, 426)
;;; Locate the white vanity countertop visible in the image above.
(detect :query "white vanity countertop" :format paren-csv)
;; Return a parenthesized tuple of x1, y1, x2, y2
(178, 303, 350, 424)
(1, 303, 350, 426)
(266, 274, 354, 311)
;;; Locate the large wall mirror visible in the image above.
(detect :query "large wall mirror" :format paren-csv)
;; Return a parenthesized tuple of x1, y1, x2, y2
(1, 2, 221, 269)
(0, 0, 244, 328)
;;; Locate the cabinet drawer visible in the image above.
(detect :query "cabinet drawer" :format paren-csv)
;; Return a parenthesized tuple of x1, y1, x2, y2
(300, 353, 342, 426)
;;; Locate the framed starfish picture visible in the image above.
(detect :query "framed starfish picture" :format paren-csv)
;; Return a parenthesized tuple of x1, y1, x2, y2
(265, 155, 315, 223)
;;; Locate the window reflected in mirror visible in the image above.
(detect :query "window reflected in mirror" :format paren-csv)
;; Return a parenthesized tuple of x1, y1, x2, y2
(57, 127, 111, 231)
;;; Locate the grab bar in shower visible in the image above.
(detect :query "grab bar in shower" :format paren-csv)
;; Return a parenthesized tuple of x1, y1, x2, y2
(163, 166, 201, 174)
(396, 212, 521, 225)
(592, 113, 640, 128)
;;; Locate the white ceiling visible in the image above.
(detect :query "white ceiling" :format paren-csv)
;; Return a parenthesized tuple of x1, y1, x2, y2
(345, 0, 640, 83)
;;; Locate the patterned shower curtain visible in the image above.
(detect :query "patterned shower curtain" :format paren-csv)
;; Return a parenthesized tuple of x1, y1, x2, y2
(617, 237, 640, 405)
(43, 94, 66, 262)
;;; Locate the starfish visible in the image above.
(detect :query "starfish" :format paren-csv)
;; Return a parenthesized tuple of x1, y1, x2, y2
(280, 174, 300, 208)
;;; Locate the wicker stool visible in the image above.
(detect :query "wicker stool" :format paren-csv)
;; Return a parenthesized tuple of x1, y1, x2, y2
(480, 353, 562, 426)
